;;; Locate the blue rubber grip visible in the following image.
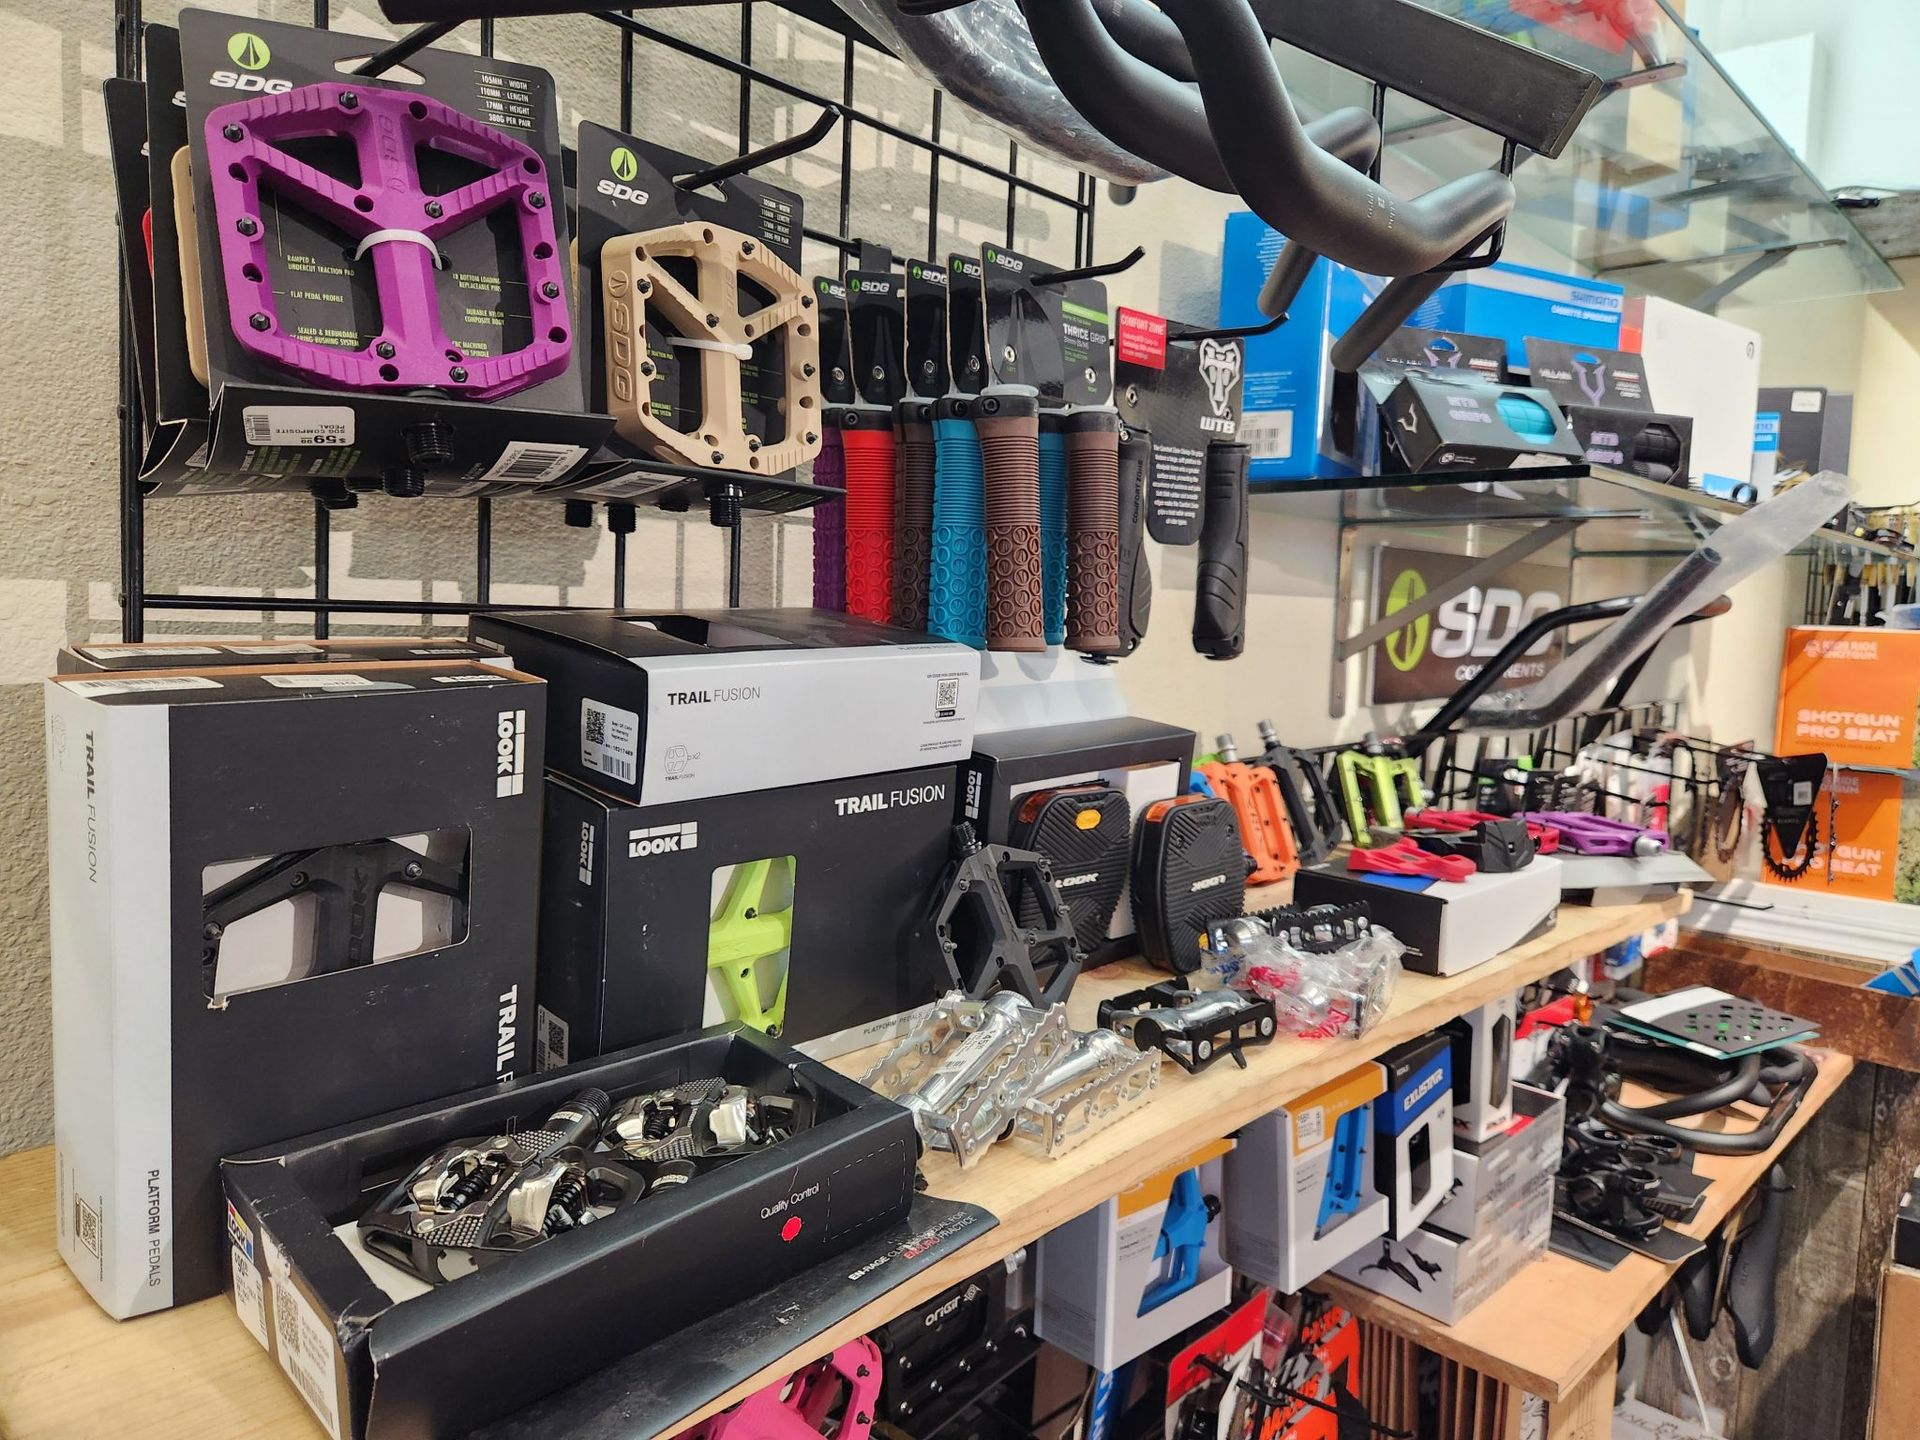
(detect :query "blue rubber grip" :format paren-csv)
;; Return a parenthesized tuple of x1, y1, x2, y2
(930, 411, 987, 649)
(1039, 422, 1068, 647)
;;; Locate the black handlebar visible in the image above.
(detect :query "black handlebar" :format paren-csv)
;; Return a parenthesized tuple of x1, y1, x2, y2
(1156, 0, 1515, 278)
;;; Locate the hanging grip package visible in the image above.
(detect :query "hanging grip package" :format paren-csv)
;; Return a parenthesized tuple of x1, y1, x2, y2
(204, 83, 571, 400)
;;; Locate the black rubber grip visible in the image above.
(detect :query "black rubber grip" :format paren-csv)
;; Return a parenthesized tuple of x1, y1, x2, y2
(1115, 427, 1153, 658)
(893, 400, 936, 629)
(1158, 0, 1515, 278)
(1193, 442, 1249, 660)
(1329, 268, 1459, 373)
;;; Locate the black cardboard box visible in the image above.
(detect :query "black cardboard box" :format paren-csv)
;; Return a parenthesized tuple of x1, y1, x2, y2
(959, 719, 1194, 961)
(1380, 370, 1583, 472)
(45, 662, 544, 1317)
(471, 608, 979, 805)
(539, 767, 956, 1063)
(223, 1027, 919, 1440)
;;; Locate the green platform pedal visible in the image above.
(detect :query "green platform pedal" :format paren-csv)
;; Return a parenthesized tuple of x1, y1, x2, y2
(707, 857, 796, 1037)
(1334, 740, 1428, 847)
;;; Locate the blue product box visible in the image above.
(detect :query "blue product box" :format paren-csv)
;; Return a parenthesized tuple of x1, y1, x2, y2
(1410, 261, 1624, 373)
(1219, 212, 1385, 481)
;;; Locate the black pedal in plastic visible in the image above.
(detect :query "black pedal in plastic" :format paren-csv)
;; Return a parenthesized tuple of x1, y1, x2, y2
(1410, 817, 1535, 873)
(1131, 794, 1247, 974)
(923, 824, 1080, 1006)
(1007, 783, 1131, 954)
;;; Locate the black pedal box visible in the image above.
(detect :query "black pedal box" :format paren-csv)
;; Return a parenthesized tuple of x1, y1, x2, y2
(1131, 794, 1247, 974)
(1008, 783, 1131, 953)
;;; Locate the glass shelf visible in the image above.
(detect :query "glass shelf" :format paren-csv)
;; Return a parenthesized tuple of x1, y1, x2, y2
(1272, 0, 1900, 307)
(1254, 462, 1909, 562)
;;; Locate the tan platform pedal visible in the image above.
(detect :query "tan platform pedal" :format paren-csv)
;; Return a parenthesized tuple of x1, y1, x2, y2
(600, 222, 822, 474)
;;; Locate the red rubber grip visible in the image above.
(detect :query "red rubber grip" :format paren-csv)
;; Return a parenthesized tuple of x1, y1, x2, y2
(839, 414, 897, 625)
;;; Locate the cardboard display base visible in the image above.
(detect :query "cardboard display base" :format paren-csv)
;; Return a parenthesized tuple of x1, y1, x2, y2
(470, 1193, 996, 1440)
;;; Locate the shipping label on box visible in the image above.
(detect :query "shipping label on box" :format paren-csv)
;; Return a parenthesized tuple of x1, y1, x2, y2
(1776, 627, 1920, 769)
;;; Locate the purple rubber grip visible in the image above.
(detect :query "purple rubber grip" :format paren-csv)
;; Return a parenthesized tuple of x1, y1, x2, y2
(813, 428, 847, 611)
(204, 83, 571, 401)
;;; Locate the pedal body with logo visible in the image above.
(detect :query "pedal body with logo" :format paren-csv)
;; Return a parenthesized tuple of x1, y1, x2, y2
(540, 764, 956, 1066)
(1006, 782, 1132, 954)
(45, 661, 544, 1316)
(1132, 794, 1248, 975)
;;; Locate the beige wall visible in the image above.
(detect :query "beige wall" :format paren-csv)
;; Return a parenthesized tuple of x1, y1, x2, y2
(0, 2, 1887, 1151)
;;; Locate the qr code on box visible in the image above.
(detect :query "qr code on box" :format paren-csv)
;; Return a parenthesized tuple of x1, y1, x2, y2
(73, 1196, 102, 1260)
(935, 677, 959, 719)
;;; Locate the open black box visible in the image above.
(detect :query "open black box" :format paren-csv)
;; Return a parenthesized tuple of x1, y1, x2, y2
(222, 1026, 918, 1440)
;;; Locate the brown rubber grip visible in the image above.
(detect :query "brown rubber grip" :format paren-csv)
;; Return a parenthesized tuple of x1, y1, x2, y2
(1065, 409, 1122, 654)
(974, 390, 1046, 653)
(893, 400, 936, 631)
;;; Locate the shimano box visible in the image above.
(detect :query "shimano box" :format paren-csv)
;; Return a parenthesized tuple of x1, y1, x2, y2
(470, 608, 980, 805)
(45, 662, 543, 1317)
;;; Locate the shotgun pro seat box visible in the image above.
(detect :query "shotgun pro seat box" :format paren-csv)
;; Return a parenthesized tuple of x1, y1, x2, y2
(45, 662, 544, 1317)
(470, 608, 980, 805)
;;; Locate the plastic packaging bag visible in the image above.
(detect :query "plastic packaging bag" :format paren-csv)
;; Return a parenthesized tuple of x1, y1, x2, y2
(1203, 918, 1403, 1040)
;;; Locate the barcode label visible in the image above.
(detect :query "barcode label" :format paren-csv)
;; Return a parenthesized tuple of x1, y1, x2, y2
(60, 675, 223, 698)
(268, 1242, 344, 1440)
(78, 644, 221, 658)
(260, 673, 378, 691)
(1239, 409, 1293, 461)
(73, 1196, 102, 1260)
(1293, 1104, 1326, 1151)
(480, 440, 590, 485)
(535, 1004, 571, 1071)
(230, 1236, 269, 1351)
(581, 698, 639, 784)
(241, 405, 355, 449)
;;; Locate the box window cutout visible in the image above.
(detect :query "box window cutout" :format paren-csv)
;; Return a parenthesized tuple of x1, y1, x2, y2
(201, 830, 469, 1004)
(703, 856, 797, 1037)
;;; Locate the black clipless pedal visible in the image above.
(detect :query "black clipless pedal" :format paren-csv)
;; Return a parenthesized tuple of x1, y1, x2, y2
(1008, 783, 1131, 954)
(1131, 794, 1247, 974)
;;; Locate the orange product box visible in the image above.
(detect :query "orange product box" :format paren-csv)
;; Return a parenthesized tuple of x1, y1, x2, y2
(1760, 767, 1919, 903)
(1775, 627, 1920, 769)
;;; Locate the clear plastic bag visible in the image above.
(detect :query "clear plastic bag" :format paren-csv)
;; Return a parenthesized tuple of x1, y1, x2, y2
(1204, 923, 1404, 1040)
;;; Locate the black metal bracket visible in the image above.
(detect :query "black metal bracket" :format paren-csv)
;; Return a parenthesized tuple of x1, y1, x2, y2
(1031, 245, 1144, 288)
(353, 19, 463, 78)
(676, 105, 841, 191)
(1168, 310, 1288, 346)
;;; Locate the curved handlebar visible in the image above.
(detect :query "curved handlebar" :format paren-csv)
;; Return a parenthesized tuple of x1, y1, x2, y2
(1024, 0, 1378, 194)
(1155, 0, 1515, 277)
(1096, 0, 1198, 83)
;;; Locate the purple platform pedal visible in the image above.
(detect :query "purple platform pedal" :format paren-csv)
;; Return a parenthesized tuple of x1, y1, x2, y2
(204, 83, 570, 401)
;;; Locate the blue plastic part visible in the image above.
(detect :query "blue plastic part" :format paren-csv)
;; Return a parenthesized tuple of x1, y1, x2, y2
(1039, 422, 1068, 647)
(1316, 1106, 1369, 1233)
(1495, 391, 1558, 444)
(930, 414, 987, 649)
(1139, 1168, 1211, 1316)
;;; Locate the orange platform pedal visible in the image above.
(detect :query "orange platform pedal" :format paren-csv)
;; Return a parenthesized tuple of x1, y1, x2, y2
(1200, 738, 1299, 885)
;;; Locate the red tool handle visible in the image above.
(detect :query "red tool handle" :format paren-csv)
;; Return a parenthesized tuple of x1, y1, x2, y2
(838, 409, 896, 624)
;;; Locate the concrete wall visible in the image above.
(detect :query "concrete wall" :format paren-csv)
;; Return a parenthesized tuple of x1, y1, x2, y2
(0, 1, 1872, 1151)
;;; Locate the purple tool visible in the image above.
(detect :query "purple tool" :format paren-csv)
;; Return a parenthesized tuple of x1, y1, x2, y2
(1525, 811, 1668, 858)
(204, 83, 570, 401)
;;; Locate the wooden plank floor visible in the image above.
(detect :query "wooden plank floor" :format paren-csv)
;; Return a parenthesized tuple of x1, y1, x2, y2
(0, 895, 1687, 1440)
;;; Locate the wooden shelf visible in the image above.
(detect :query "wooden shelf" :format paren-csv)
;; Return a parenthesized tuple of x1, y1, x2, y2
(0, 893, 1686, 1440)
(1316, 1047, 1853, 1402)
